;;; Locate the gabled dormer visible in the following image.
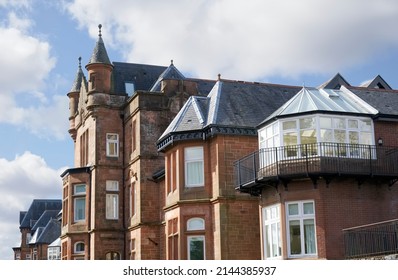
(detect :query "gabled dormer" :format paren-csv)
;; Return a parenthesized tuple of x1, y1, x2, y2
(318, 73, 350, 89)
(359, 75, 392, 90)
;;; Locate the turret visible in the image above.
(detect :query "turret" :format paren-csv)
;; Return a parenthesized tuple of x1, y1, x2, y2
(85, 24, 113, 94)
(67, 57, 86, 141)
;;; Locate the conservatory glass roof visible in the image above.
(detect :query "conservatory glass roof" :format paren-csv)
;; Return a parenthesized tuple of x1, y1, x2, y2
(260, 86, 378, 126)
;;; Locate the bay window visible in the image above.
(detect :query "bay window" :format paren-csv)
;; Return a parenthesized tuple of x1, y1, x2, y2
(184, 147, 204, 187)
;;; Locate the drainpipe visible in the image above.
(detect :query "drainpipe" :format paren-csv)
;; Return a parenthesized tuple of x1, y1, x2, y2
(120, 113, 126, 259)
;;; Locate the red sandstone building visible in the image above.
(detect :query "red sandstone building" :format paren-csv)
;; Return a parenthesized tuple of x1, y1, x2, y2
(59, 25, 398, 260)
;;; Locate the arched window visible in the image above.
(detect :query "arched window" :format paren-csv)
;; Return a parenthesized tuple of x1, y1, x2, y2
(187, 218, 205, 231)
(105, 251, 120, 260)
(74, 242, 84, 253)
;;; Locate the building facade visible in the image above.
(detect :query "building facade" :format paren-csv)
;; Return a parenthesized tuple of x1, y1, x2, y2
(59, 25, 398, 260)
(234, 82, 398, 259)
(13, 199, 62, 260)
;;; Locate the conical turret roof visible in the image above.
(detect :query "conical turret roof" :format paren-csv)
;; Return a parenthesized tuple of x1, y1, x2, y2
(87, 24, 112, 66)
(70, 57, 86, 92)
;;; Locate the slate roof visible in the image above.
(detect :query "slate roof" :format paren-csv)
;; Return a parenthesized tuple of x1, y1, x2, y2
(157, 79, 301, 150)
(31, 210, 60, 231)
(348, 86, 398, 117)
(318, 73, 350, 89)
(87, 28, 112, 66)
(359, 75, 392, 90)
(112, 62, 167, 94)
(70, 57, 87, 93)
(150, 61, 186, 91)
(35, 219, 61, 244)
(19, 199, 62, 229)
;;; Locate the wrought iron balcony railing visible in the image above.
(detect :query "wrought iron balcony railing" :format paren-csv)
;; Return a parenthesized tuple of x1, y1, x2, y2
(234, 142, 398, 191)
(343, 219, 398, 259)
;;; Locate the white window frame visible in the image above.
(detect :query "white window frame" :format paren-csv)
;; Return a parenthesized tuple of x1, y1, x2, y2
(105, 180, 119, 220)
(286, 200, 317, 258)
(74, 242, 85, 254)
(184, 147, 204, 187)
(106, 133, 119, 157)
(74, 184, 86, 222)
(106, 193, 119, 220)
(187, 236, 205, 260)
(187, 218, 205, 231)
(262, 204, 282, 259)
(48, 247, 60, 260)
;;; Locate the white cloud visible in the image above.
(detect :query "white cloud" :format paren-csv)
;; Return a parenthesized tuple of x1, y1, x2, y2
(65, 0, 398, 81)
(0, 11, 70, 140)
(0, 151, 65, 260)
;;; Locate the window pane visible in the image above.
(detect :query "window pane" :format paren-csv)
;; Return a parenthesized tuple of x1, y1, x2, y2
(106, 180, 119, 191)
(266, 125, 273, 138)
(289, 220, 301, 255)
(107, 134, 118, 141)
(334, 130, 346, 143)
(320, 129, 333, 142)
(259, 129, 266, 142)
(349, 131, 359, 144)
(360, 132, 372, 145)
(300, 129, 317, 144)
(273, 123, 279, 134)
(348, 120, 358, 129)
(75, 184, 86, 194)
(186, 161, 204, 186)
(334, 119, 346, 129)
(319, 117, 332, 128)
(283, 120, 296, 130)
(185, 147, 203, 160)
(187, 218, 205, 231)
(106, 194, 118, 219)
(299, 118, 315, 129)
(283, 132, 297, 146)
(303, 202, 314, 214)
(288, 204, 299, 216)
(360, 120, 372, 131)
(74, 198, 86, 221)
(304, 219, 316, 254)
(188, 236, 205, 260)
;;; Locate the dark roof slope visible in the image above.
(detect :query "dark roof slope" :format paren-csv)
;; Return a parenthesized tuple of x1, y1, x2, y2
(157, 79, 301, 150)
(150, 62, 186, 91)
(349, 86, 398, 117)
(35, 219, 61, 244)
(19, 199, 62, 229)
(31, 210, 60, 231)
(112, 62, 167, 94)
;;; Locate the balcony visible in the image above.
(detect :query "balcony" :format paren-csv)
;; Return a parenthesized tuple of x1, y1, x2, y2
(234, 143, 398, 194)
(343, 219, 398, 259)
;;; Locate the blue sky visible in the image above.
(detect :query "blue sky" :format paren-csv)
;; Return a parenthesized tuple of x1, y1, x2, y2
(0, 0, 398, 260)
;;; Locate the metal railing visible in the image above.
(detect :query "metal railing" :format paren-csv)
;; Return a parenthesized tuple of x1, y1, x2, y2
(234, 142, 398, 188)
(343, 219, 398, 259)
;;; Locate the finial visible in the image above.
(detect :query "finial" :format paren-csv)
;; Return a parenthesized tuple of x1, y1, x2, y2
(170, 59, 174, 65)
(78, 56, 82, 68)
(98, 24, 102, 37)
(218, 73, 221, 81)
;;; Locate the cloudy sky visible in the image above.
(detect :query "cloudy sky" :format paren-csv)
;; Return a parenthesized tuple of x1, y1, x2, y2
(0, 0, 398, 260)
